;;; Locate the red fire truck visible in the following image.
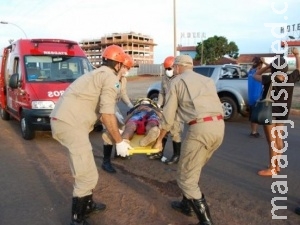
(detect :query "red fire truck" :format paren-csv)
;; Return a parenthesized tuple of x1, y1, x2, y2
(0, 39, 93, 140)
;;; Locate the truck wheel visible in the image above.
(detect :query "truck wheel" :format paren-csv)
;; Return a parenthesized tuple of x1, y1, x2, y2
(20, 113, 35, 140)
(220, 96, 238, 121)
(0, 108, 10, 120)
(149, 92, 159, 103)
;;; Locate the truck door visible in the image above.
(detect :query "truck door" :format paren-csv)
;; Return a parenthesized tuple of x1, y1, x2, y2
(0, 48, 10, 108)
(7, 57, 22, 116)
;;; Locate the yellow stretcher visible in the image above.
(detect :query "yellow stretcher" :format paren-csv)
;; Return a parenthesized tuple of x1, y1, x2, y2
(127, 134, 161, 155)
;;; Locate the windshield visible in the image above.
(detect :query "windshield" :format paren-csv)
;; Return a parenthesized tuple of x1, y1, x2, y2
(24, 55, 93, 82)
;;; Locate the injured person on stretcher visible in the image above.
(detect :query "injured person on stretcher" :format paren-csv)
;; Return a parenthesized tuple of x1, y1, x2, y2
(102, 98, 162, 147)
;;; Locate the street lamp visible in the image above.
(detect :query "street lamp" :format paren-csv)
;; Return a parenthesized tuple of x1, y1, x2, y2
(0, 21, 28, 38)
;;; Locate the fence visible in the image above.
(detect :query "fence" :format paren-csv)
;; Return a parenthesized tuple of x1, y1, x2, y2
(128, 64, 163, 76)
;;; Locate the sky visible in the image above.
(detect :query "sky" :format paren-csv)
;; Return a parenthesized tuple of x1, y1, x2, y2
(0, 0, 299, 63)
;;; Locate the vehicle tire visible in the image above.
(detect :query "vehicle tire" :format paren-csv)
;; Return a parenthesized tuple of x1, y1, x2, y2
(20, 113, 35, 140)
(0, 108, 10, 120)
(149, 92, 159, 102)
(220, 96, 238, 121)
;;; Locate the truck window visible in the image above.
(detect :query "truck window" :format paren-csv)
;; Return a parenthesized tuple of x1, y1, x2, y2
(221, 66, 241, 79)
(24, 56, 93, 82)
(13, 58, 21, 81)
(26, 66, 42, 81)
(193, 67, 214, 77)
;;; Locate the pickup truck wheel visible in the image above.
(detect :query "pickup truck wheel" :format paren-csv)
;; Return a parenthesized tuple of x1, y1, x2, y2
(0, 108, 10, 120)
(20, 113, 35, 140)
(149, 92, 159, 103)
(220, 96, 238, 121)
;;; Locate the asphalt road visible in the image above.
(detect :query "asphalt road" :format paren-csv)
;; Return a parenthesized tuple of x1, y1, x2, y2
(0, 76, 299, 225)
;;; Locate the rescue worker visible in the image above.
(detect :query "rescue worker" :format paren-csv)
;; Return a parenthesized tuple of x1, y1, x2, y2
(148, 56, 183, 164)
(153, 55, 225, 225)
(50, 45, 132, 225)
(101, 53, 134, 173)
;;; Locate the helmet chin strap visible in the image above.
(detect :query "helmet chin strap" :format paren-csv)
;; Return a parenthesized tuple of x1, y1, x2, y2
(114, 62, 122, 74)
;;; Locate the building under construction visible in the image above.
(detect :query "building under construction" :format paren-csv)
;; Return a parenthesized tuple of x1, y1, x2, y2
(79, 32, 157, 67)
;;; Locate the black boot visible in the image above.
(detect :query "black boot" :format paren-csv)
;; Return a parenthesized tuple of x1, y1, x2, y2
(148, 137, 167, 160)
(70, 196, 90, 225)
(171, 196, 194, 217)
(102, 145, 116, 173)
(165, 141, 181, 165)
(85, 194, 106, 217)
(188, 194, 214, 225)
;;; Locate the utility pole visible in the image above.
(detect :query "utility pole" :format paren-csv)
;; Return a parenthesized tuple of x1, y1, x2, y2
(173, 0, 177, 57)
(200, 32, 206, 65)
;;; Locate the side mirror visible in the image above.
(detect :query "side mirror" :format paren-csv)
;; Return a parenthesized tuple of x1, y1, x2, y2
(9, 73, 19, 89)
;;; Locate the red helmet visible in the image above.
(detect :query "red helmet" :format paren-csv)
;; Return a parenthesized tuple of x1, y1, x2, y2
(123, 54, 134, 69)
(163, 56, 175, 69)
(102, 45, 125, 63)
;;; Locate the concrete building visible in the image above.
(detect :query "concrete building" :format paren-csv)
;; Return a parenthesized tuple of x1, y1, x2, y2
(79, 32, 157, 67)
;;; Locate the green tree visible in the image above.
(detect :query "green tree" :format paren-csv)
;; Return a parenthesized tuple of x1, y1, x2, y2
(195, 35, 239, 64)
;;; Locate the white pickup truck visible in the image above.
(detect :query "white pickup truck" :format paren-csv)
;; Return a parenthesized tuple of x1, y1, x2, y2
(146, 64, 249, 121)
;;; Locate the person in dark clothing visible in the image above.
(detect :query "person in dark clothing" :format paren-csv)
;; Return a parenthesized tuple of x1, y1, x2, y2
(254, 48, 300, 176)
